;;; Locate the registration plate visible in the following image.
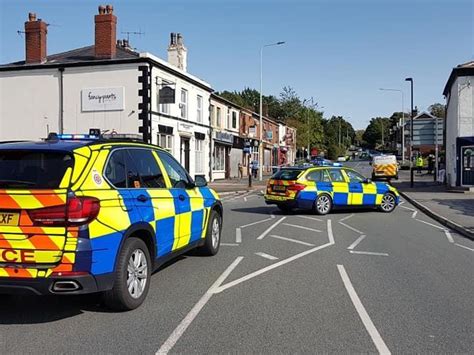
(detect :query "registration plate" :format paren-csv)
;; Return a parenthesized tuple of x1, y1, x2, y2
(0, 212, 20, 226)
(272, 185, 286, 192)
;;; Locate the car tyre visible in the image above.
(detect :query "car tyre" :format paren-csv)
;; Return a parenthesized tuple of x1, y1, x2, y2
(103, 237, 151, 311)
(378, 192, 397, 213)
(197, 210, 221, 256)
(277, 204, 292, 214)
(313, 194, 332, 215)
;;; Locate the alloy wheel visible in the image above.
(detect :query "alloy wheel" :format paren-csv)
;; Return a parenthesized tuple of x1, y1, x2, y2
(127, 249, 148, 299)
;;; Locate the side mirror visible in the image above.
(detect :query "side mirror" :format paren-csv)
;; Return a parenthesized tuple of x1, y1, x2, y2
(194, 175, 207, 187)
(363, 178, 372, 184)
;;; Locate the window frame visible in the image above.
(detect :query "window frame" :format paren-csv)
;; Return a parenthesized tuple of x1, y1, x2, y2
(180, 88, 188, 119)
(327, 168, 347, 183)
(344, 169, 366, 183)
(196, 95, 203, 123)
(156, 149, 193, 189)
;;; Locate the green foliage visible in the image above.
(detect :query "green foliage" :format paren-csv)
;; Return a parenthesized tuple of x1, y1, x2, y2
(322, 116, 355, 149)
(362, 117, 391, 149)
(327, 144, 346, 160)
(428, 103, 446, 118)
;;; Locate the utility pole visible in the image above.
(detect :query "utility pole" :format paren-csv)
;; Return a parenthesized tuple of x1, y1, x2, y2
(405, 77, 414, 188)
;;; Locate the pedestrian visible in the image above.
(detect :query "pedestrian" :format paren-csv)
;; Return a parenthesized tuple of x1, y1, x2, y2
(427, 155, 434, 175)
(252, 160, 258, 178)
(238, 162, 243, 179)
(416, 154, 424, 174)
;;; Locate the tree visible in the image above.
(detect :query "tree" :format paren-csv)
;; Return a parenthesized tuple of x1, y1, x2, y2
(322, 116, 355, 149)
(362, 117, 391, 149)
(428, 103, 446, 118)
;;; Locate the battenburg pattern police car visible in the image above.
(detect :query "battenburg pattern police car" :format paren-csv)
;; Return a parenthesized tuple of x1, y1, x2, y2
(264, 166, 399, 214)
(0, 134, 222, 310)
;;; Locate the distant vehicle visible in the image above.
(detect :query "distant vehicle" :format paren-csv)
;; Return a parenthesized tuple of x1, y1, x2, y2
(337, 156, 347, 162)
(371, 154, 398, 180)
(264, 166, 400, 214)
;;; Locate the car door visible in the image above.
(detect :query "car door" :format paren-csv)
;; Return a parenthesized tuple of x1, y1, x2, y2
(344, 169, 378, 205)
(327, 169, 349, 206)
(156, 150, 205, 249)
(301, 169, 331, 209)
(121, 148, 177, 258)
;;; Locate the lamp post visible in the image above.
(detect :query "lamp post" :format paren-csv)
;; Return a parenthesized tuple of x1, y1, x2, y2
(259, 41, 285, 181)
(379, 88, 405, 161)
(405, 77, 414, 188)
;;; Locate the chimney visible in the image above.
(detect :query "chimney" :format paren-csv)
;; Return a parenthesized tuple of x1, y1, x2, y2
(167, 32, 187, 71)
(24, 12, 47, 64)
(94, 4, 117, 59)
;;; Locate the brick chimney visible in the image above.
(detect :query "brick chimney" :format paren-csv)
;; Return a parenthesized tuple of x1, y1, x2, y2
(167, 32, 187, 71)
(94, 4, 117, 59)
(25, 12, 47, 64)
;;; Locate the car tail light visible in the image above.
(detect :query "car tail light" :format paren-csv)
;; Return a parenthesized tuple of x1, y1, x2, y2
(28, 197, 100, 226)
(287, 183, 306, 191)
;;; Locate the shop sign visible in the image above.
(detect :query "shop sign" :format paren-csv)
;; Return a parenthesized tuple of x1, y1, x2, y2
(81, 87, 124, 111)
(215, 131, 234, 144)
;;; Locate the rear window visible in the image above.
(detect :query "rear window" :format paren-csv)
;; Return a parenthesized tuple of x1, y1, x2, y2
(0, 150, 73, 189)
(272, 169, 304, 180)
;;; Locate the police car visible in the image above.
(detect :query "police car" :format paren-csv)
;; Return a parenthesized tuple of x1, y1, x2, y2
(264, 166, 399, 214)
(0, 133, 222, 310)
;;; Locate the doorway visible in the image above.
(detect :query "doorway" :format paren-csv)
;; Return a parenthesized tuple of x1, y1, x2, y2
(180, 137, 190, 172)
(461, 146, 474, 186)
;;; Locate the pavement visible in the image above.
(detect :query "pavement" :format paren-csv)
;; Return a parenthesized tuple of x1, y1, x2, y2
(1, 191, 473, 353)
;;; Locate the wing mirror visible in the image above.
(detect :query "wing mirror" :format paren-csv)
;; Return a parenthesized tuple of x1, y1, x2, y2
(363, 178, 372, 184)
(194, 175, 208, 187)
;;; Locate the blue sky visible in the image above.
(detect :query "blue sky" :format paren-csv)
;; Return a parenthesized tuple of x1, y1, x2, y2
(1, 0, 472, 129)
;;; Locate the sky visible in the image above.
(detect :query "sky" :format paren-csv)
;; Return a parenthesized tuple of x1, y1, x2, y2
(1, 0, 473, 129)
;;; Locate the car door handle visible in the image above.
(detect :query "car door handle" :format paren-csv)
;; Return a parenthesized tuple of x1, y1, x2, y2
(179, 195, 186, 201)
(137, 194, 149, 202)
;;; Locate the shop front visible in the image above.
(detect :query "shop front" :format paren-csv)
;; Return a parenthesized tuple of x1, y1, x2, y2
(212, 131, 234, 180)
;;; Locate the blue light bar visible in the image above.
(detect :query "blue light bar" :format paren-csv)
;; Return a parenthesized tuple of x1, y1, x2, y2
(56, 134, 100, 140)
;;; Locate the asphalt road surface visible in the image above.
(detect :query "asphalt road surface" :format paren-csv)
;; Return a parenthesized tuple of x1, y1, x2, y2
(1, 161, 473, 354)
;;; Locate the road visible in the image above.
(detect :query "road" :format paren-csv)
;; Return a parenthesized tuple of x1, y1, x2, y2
(1, 161, 473, 354)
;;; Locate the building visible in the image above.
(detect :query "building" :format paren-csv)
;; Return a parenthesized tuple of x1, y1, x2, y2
(0, 7, 212, 180)
(261, 116, 280, 173)
(404, 111, 444, 156)
(278, 123, 297, 165)
(443, 61, 474, 187)
(238, 108, 260, 177)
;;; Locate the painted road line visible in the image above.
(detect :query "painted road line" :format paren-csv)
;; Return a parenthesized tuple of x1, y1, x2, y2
(220, 243, 240, 246)
(236, 228, 242, 243)
(257, 217, 286, 240)
(337, 265, 391, 355)
(157, 256, 244, 355)
(296, 215, 323, 222)
(400, 205, 416, 212)
(339, 221, 364, 235)
(282, 223, 322, 233)
(268, 234, 315, 246)
(255, 252, 279, 260)
(412, 210, 418, 218)
(243, 197, 247, 202)
(339, 213, 354, 222)
(270, 213, 276, 219)
(349, 251, 389, 257)
(415, 218, 447, 231)
(444, 230, 454, 243)
(240, 217, 273, 229)
(398, 201, 405, 205)
(214, 220, 335, 294)
(454, 243, 474, 252)
(347, 235, 366, 250)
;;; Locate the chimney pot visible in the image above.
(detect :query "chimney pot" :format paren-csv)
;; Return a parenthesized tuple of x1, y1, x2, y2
(98, 5, 105, 14)
(106, 4, 113, 14)
(28, 12, 36, 21)
(25, 12, 47, 63)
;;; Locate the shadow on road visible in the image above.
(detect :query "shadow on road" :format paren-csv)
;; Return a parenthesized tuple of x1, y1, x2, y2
(231, 206, 378, 215)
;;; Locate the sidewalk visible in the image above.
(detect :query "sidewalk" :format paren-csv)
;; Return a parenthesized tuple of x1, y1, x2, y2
(393, 180, 474, 240)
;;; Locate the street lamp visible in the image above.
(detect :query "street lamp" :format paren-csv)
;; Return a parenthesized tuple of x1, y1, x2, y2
(259, 41, 285, 181)
(405, 77, 414, 188)
(379, 88, 405, 161)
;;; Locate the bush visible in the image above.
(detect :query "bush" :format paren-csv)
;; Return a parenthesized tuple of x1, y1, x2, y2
(327, 144, 345, 160)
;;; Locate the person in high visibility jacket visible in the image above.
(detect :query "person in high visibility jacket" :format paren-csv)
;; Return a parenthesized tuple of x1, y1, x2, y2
(416, 155, 424, 174)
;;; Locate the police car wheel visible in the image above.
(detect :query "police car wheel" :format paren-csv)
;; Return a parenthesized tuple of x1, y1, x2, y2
(103, 238, 151, 311)
(314, 194, 332, 215)
(197, 210, 221, 256)
(379, 193, 396, 213)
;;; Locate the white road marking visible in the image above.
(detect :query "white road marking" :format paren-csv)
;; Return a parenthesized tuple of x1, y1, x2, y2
(339, 221, 364, 235)
(214, 220, 335, 293)
(270, 212, 276, 219)
(296, 215, 323, 222)
(339, 213, 354, 222)
(220, 243, 240, 246)
(412, 211, 418, 218)
(235, 228, 242, 243)
(400, 205, 416, 212)
(257, 217, 286, 240)
(240, 217, 273, 228)
(268, 234, 315, 246)
(337, 265, 391, 355)
(243, 197, 247, 202)
(282, 223, 322, 233)
(444, 230, 454, 243)
(415, 219, 447, 231)
(255, 252, 279, 260)
(455, 243, 474, 252)
(398, 201, 405, 205)
(349, 251, 389, 256)
(347, 235, 366, 250)
(156, 257, 244, 355)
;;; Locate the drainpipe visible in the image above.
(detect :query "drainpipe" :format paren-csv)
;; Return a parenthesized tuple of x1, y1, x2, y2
(58, 67, 64, 134)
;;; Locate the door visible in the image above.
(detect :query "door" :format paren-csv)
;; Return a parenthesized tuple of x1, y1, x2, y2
(180, 137, 190, 173)
(327, 169, 349, 206)
(344, 169, 377, 205)
(461, 146, 474, 186)
(157, 150, 205, 249)
(225, 147, 231, 179)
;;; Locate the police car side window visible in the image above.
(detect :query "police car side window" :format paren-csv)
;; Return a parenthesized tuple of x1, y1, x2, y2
(345, 170, 364, 183)
(156, 151, 190, 188)
(306, 170, 322, 181)
(127, 149, 166, 189)
(328, 169, 345, 182)
(105, 150, 127, 188)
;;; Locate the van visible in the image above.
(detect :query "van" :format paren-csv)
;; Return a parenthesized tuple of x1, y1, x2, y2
(371, 154, 398, 180)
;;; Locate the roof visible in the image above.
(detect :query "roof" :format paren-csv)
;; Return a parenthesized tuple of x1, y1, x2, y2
(443, 60, 474, 96)
(0, 140, 92, 152)
(413, 111, 437, 120)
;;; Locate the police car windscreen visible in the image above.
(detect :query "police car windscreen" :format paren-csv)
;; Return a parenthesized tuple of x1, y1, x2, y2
(0, 150, 73, 189)
(272, 169, 303, 180)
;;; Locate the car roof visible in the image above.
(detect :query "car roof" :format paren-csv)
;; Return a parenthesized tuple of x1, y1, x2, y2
(0, 139, 158, 152)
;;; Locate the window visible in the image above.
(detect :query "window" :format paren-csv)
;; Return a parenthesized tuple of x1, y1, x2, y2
(345, 169, 365, 183)
(272, 169, 303, 180)
(105, 150, 127, 188)
(226, 109, 230, 129)
(180, 89, 188, 119)
(128, 149, 166, 188)
(195, 139, 204, 174)
(158, 133, 173, 153)
(157, 151, 190, 188)
(157, 80, 172, 114)
(328, 169, 345, 182)
(306, 169, 330, 182)
(213, 145, 225, 171)
(210, 105, 215, 126)
(232, 111, 237, 129)
(216, 107, 221, 128)
(197, 95, 203, 123)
